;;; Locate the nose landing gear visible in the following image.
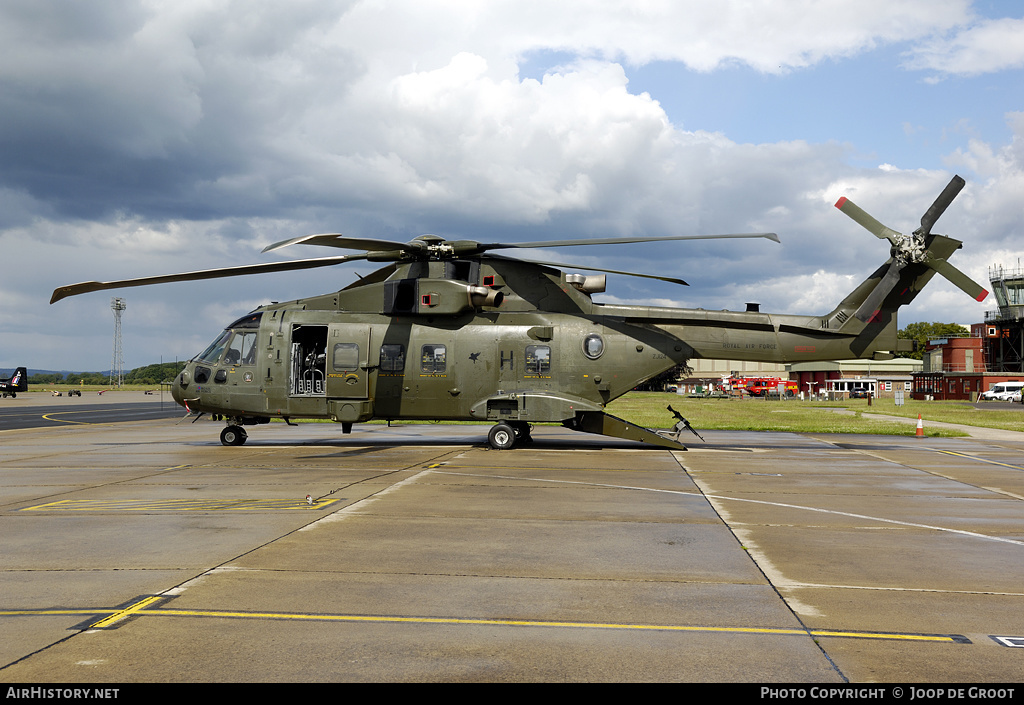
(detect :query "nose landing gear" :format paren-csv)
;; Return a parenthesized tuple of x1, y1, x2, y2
(220, 425, 247, 446)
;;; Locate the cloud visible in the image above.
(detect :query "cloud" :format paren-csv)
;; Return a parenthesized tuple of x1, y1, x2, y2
(1, 0, 1020, 370)
(334, 0, 972, 73)
(0, 0, 976, 224)
(904, 17, 1024, 76)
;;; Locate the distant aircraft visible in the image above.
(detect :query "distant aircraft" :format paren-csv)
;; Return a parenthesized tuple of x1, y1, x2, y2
(1, 367, 28, 398)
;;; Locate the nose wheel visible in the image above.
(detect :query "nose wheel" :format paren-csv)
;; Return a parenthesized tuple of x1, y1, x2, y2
(220, 425, 247, 446)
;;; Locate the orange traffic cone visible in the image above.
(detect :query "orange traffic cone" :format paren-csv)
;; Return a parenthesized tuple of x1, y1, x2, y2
(915, 414, 924, 437)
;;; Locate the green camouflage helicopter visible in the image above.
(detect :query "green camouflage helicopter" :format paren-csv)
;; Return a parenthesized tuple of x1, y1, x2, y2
(51, 175, 986, 450)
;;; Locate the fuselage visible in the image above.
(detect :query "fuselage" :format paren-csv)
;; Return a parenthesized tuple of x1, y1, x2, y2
(170, 255, 899, 427)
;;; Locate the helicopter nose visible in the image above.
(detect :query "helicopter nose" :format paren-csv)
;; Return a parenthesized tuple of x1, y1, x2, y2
(170, 368, 190, 407)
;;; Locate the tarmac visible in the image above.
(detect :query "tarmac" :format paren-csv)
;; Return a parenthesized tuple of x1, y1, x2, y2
(1, 392, 1022, 683)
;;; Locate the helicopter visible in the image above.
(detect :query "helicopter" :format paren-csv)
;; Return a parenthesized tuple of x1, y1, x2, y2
(51, 175, 987, 450)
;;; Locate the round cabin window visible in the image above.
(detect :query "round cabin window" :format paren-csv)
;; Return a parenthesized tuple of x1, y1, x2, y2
(582, 333, 605, 359)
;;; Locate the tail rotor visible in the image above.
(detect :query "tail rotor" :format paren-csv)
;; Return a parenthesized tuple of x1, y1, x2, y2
(834, 174, 987, 323)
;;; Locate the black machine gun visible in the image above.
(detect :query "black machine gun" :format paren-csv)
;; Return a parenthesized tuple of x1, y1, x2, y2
(667, 405, 705, 442)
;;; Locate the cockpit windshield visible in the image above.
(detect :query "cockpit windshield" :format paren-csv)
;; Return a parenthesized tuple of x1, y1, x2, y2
(197, 330, 233, 364)
(196, 312, 263, 364)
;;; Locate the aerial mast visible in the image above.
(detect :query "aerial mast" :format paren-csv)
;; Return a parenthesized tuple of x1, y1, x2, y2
(110, 297, 126, 387)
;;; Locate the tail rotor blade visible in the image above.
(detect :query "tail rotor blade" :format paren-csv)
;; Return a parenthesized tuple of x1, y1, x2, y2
(925, 256, 989, 302)
(834, 197, 902, 244)
(918, 175, 965, 236)
(854, 262, 904, 322)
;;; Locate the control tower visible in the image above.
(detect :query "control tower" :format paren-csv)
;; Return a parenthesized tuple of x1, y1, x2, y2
(982, 264, 1024, 372)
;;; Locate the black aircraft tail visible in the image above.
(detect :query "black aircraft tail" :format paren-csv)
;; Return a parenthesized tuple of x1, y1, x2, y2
(1, 367, 29, 396)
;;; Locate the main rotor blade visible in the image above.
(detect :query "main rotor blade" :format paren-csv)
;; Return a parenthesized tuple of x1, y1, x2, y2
(924, 255, 989, 302)
(486, 253, 687, 286)
(834, 196, 902, 244)
(854, 261, 904, 323)
(483, 232, 780, 251)
(50, 254, 368, 304)
(918, 174, 965, 236)
(262, 233, 408, 253)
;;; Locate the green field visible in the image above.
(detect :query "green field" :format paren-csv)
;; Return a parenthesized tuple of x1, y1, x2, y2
(607, 392, 1024, 437)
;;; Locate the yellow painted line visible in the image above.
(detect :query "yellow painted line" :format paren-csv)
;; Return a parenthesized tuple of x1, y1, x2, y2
(936, 450, 1024, 471)
(88, 596, 164, 629)
(40, 410, 104, 426)
(808, 629, 959, 643)
(0, 602, 966, 643)
(141, 608, 963, 643)
(20, 498, 342, 512)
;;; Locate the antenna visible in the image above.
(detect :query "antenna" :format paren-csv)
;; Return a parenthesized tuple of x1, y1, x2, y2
(110, 297, 126, 388)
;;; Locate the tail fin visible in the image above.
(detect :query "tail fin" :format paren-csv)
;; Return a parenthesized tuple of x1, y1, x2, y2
(2, 367, 28, 395)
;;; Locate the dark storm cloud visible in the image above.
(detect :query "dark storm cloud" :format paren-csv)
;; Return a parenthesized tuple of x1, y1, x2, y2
(0, 1, 365, 223)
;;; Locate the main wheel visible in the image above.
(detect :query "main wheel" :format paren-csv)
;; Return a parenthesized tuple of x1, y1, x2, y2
(220, 425, 247, 446)
(487, 422, 516, 450)
(509, 421, 534, 444)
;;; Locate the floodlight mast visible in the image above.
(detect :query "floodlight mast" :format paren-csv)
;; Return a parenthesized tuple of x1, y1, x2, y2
(110, 297, 126, 388)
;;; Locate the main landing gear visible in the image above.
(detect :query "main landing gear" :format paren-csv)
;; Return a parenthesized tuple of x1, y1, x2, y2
(487, 421, 532, 450)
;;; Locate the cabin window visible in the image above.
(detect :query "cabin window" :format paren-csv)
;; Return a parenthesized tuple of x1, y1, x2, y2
(582, 333, 604, 360)
(332, 343, 360, 372)
(525, 345, 551, 376)
(421, 344, 447, 374)
(381, 344, 406, 373)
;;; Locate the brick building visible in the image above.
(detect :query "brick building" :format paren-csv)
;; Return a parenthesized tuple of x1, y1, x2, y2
(911, 264, 1024, 400)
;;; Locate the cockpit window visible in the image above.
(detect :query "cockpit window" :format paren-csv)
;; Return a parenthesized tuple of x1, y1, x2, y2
(224, 331, 258, 366)
(198, 330, 233, 364)
(196, 313, 263, 364)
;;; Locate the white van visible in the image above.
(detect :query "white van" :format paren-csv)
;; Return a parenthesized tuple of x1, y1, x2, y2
(980, 381, 1024, 401)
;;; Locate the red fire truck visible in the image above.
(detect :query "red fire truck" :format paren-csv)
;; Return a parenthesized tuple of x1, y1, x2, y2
(733, 376, 799, 397)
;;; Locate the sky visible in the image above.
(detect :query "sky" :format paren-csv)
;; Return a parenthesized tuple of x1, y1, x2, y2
(2, 0, 1023, 372)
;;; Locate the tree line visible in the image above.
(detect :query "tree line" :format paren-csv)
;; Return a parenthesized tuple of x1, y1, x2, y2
(895, 322, 969, 360)
(27, 362, 185, 386)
